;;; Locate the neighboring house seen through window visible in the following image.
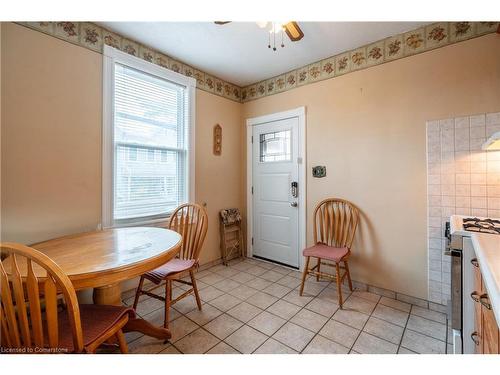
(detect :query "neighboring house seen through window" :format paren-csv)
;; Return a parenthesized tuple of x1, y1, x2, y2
(102, 46, 195, 227)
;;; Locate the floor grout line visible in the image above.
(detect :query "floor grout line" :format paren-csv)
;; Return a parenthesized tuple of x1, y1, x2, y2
(297, 293, 352, 354)
(345, 295, 377, 354)
(445, 318, 450, 354)
(396, 302, 413, 353)
(126, 257, 450, 354)
(250, 281, 332, 354)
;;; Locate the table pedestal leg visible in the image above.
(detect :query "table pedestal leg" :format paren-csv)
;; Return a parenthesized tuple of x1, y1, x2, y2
(93, 284, 122, 305)
(93, 283, 171, 341)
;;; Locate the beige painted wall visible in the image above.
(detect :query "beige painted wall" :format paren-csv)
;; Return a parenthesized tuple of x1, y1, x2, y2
(2, 21, 499, 301)
(194, 90, 242, 265)
(243, 34, 500, 299)
(1, 23, 242, 270)
(1, 23, 102, 244)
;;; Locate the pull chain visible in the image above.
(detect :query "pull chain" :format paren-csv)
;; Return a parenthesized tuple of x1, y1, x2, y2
(273, 22, 276, 51)
(267, 22, 285, 52)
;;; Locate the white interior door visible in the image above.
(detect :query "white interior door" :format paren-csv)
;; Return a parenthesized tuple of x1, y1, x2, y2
(252, 117, 299, 267)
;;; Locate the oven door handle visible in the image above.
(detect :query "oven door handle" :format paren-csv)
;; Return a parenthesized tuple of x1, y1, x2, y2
(471, 332, 480, 346)
(446, 248, 461, 257)
(480, 294, 492, 310)
(471, 291, 480, 303)
(444, 244, 452, 256)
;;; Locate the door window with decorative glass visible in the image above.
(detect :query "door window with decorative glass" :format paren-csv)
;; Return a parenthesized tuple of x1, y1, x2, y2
(259, 130, 291, 162)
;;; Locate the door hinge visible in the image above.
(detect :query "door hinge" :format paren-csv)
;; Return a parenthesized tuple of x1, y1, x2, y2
(251, 136, 253, 143)
(251, 186, 254, 194)
(251, 237, 254, 245)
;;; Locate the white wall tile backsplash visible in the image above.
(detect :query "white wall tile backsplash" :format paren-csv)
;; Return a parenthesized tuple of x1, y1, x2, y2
(427, 111, 500, 305)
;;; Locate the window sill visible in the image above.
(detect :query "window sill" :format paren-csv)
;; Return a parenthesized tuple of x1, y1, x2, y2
(106, 215, 171, 229)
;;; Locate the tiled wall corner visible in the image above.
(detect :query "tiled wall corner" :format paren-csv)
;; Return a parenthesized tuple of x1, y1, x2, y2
(427, 111, 500, 304)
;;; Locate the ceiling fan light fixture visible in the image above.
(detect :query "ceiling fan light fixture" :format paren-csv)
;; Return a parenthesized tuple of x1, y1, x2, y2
(283, 21, 304, 41)
(268, 22, 284, 52)
(269, 22, 287, 34)
(213, 20, 303, 51)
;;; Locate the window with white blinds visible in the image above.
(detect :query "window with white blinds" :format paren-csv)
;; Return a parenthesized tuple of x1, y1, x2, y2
(102, 46, 195, 226)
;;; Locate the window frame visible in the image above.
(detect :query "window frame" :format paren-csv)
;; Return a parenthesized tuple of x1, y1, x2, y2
(102, 45, 196, 228)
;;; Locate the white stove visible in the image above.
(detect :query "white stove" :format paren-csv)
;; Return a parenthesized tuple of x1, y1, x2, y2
(446, 215, 500, 354)
(450, 215, 500, 236)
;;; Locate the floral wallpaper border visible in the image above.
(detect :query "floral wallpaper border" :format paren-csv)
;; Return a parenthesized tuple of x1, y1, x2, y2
(241, 21, 499, 102)
(17, 21, 243, 103)
(17, 21, 498, 104)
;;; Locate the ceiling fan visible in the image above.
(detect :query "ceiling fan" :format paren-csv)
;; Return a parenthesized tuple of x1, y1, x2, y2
(214, 21, 305, 43)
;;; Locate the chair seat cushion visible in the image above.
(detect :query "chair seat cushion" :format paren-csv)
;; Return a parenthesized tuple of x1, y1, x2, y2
(59, 304, 135, 352)
(303, 243, 349, 262)
(144, 258, 196, 284)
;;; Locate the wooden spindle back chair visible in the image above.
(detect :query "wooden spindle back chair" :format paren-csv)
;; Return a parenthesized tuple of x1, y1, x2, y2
(314, 198, 359, 249)
(169, 203, 208, 263)
(134, 203, 208, 329)
(0, 243, 84, 352)
(1, 243, 133, 354)
(299, 198, 360, 308)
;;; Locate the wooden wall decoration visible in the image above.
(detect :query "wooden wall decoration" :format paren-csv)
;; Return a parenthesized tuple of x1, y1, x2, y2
(213, 124, 222, 155)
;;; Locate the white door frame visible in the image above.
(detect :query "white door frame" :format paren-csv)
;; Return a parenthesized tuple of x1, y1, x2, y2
(246, 106, 306, 270)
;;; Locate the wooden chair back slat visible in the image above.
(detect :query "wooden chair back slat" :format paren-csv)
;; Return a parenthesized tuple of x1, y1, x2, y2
(10, 254, 32, 346)
(313, 198, 359, 249)
(331, 204, 337, 245)
(180, 207, 188, 254)
(339, 205, 345, 247)
(185, 206, 193, 258)
(26, 259, 44, 347)
(44, 276, 59, 347)
(0, 261, 21, 347)
(1, 304, 13, 347)
(320, 204, 326, 244)
(191, 209, 204, 258)
(317, 206, 324, 244)
(168, 204, 208, 262)
(0, 243, 84, 352)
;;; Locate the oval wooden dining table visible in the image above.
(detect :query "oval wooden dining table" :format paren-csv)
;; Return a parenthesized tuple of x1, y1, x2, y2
(29, 226, 182, 340)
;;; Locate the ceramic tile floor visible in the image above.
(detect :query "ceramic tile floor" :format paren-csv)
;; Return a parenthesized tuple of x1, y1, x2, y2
(117, 257, 451, 355)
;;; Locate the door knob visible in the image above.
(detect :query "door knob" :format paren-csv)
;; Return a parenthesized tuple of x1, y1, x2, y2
(291, 202, 298, 207)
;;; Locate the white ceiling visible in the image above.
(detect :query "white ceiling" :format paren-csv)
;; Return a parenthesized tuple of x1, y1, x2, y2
(98, 22, 429, 86)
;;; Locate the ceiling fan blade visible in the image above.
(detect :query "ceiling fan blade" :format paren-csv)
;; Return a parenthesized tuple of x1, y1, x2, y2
(283, 21, 304, 41)
(214, 21, 231, 25)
